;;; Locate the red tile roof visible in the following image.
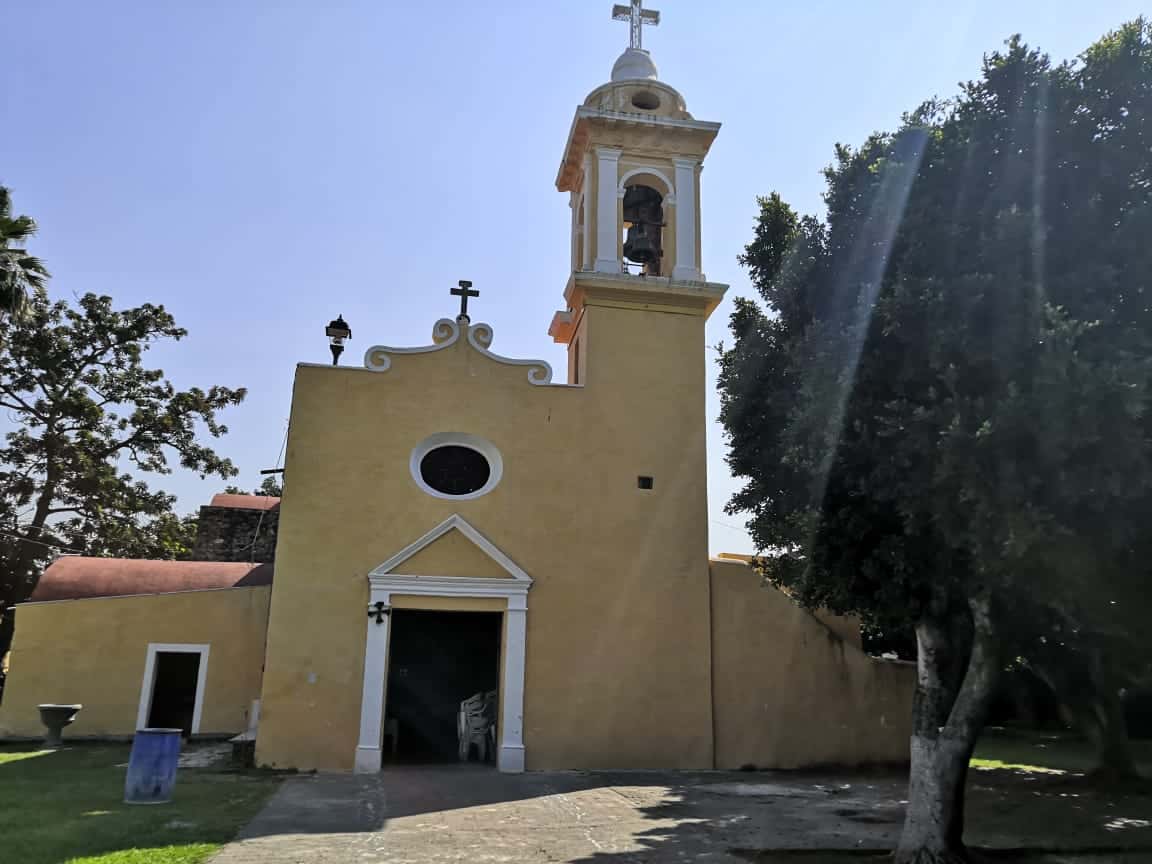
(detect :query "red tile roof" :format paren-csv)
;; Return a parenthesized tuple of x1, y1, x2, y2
(208, 494, 281, 511)
(29, 557, 273, 602)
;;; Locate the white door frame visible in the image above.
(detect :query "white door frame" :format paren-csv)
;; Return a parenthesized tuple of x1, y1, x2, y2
(354, 515, 532, 774)
(136, 642, 211, 734)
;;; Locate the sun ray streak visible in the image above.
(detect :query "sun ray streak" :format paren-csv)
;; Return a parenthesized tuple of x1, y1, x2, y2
(1031, 74, 1051, 313)
(802, 129, 929, 555)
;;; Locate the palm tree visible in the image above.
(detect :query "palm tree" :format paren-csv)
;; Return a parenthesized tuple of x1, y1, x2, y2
(0, 186, 49, 321)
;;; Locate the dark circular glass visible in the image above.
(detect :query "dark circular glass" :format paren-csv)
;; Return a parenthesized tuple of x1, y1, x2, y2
(419, 445, 491, 496)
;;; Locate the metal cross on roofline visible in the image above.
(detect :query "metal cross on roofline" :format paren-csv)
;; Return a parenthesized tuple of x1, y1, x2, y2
(450, 280, 479, 322)
(612, 0, 660, 51)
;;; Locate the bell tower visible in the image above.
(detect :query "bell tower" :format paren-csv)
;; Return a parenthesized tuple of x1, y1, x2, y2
(549, 1, 727, 382)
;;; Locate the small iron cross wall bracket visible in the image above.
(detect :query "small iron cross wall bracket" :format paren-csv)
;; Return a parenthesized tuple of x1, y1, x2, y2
(368, 601, 391, 624)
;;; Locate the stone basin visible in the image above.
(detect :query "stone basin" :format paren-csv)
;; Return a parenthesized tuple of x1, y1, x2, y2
(38, 704, 82, 747)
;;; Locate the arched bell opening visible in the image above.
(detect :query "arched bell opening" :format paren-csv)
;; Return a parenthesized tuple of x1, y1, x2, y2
(621, 184, 665, 276)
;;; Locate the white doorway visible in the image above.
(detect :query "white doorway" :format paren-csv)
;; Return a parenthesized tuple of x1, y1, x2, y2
(136, 643, 210, 735)
(354, 515, 532, 774)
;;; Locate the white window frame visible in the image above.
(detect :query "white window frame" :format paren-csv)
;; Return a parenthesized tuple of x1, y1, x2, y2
(136, 642, 211, 734)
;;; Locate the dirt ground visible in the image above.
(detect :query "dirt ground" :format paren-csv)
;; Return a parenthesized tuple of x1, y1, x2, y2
(207, 764, 1152, 863)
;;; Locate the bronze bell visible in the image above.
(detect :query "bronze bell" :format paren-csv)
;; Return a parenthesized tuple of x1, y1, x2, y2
(622, 185, 664, 271)
(624, 223, 660, 265)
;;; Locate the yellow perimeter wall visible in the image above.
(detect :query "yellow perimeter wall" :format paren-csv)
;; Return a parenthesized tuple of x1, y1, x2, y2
(0, 586, 270, 738)
(0, 563, 914, 768)
(710, 560, 913, 768)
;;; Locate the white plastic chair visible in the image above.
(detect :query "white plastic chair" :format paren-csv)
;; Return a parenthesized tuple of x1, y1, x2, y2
(457, 690, 497, 762)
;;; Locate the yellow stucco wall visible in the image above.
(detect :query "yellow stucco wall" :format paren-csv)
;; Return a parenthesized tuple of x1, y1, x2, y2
(257, 296, 715, 772)
(0, 586, 271, 739)
(709, 560, 914, 769)
(814, 609, 865, 647)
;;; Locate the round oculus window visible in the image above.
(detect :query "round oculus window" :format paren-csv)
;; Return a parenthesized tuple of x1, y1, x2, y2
(419, 445, 490, 497)
(410, 433, 503, 500)
(631, 90, 661, 111)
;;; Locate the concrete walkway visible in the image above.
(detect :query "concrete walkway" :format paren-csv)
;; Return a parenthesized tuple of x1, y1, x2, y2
(208, 765, 910, 863)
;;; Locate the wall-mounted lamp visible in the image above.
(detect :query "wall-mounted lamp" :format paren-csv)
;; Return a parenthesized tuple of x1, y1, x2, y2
(326, 315, 352, 365)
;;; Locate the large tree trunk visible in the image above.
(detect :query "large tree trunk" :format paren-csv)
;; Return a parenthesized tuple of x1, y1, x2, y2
(1033, 649, 1140, 782)
(0, 454, 60, 659)
(894, 592, 999, 864)
(1085, 654, 1140, 782)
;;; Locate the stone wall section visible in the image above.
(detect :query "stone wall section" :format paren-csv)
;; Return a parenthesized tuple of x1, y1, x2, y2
(191, 504, 279, 564)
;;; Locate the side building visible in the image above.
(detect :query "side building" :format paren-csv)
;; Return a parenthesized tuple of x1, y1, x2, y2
(0, 495, 277, 739)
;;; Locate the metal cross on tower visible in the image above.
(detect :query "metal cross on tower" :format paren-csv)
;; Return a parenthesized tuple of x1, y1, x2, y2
(612, 1, 660, 51)
(451, 280, 479, 322)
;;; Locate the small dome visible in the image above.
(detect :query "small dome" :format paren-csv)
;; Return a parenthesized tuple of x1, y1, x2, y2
(611, 48, 659, 82)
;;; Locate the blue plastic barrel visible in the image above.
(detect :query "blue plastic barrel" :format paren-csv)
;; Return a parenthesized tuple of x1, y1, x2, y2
(124, 728, 183, 804)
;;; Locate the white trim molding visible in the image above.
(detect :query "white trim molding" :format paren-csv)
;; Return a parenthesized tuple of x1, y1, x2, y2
(355, 515, 532, 775)
(364, 319, 553, 386)
(617, 165, 675, 198)
(410, 432, 504, 501)
(136, 643, 210, 734)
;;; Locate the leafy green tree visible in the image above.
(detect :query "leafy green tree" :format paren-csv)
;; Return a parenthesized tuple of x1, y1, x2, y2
(223, 475, 283, 497)
(76, 511, 201, 562)
(256, 475, 283, 497)
(0, 187, 48, 321)
(719, 21, 1152, 863)
(0, 293, 245, 653)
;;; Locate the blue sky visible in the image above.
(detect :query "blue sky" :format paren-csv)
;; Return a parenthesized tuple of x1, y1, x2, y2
(3, 0, 1145, 554)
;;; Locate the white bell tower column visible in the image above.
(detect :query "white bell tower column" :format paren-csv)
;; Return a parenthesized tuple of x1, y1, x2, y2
(581, 154, 594, 271)
(594, 147, 623, 273)
(672, 157, 702, 281)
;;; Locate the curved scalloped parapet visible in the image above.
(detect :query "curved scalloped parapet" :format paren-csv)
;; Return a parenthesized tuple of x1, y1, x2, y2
(364, 319, 553, 386)
(466, 323, 553, 385)
(364, 318, 460, 371)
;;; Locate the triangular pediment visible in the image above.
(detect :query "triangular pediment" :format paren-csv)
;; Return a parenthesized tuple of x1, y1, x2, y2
(392, 527, 512, 579)
(370, 515, 531, 583)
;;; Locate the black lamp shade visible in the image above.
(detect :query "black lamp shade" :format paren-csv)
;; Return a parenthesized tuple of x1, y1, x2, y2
(326, 315, 352, 340)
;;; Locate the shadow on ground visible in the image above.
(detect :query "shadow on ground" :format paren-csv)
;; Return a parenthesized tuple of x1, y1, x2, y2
(562, 767, 1152, 864)
(6, 740, 1151, 864)
(216, 761, 1152, 863)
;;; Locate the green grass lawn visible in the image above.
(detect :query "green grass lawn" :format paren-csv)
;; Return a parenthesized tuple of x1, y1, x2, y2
(972, 730, 1152, 775)
(0, 743, 280, 864)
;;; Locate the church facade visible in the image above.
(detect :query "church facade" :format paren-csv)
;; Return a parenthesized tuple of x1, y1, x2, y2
(0, 10, 914, 773)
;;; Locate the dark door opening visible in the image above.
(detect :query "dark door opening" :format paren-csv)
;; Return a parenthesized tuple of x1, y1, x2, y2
(384, 610, 501, 764)
(147, 651, 201, 735)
